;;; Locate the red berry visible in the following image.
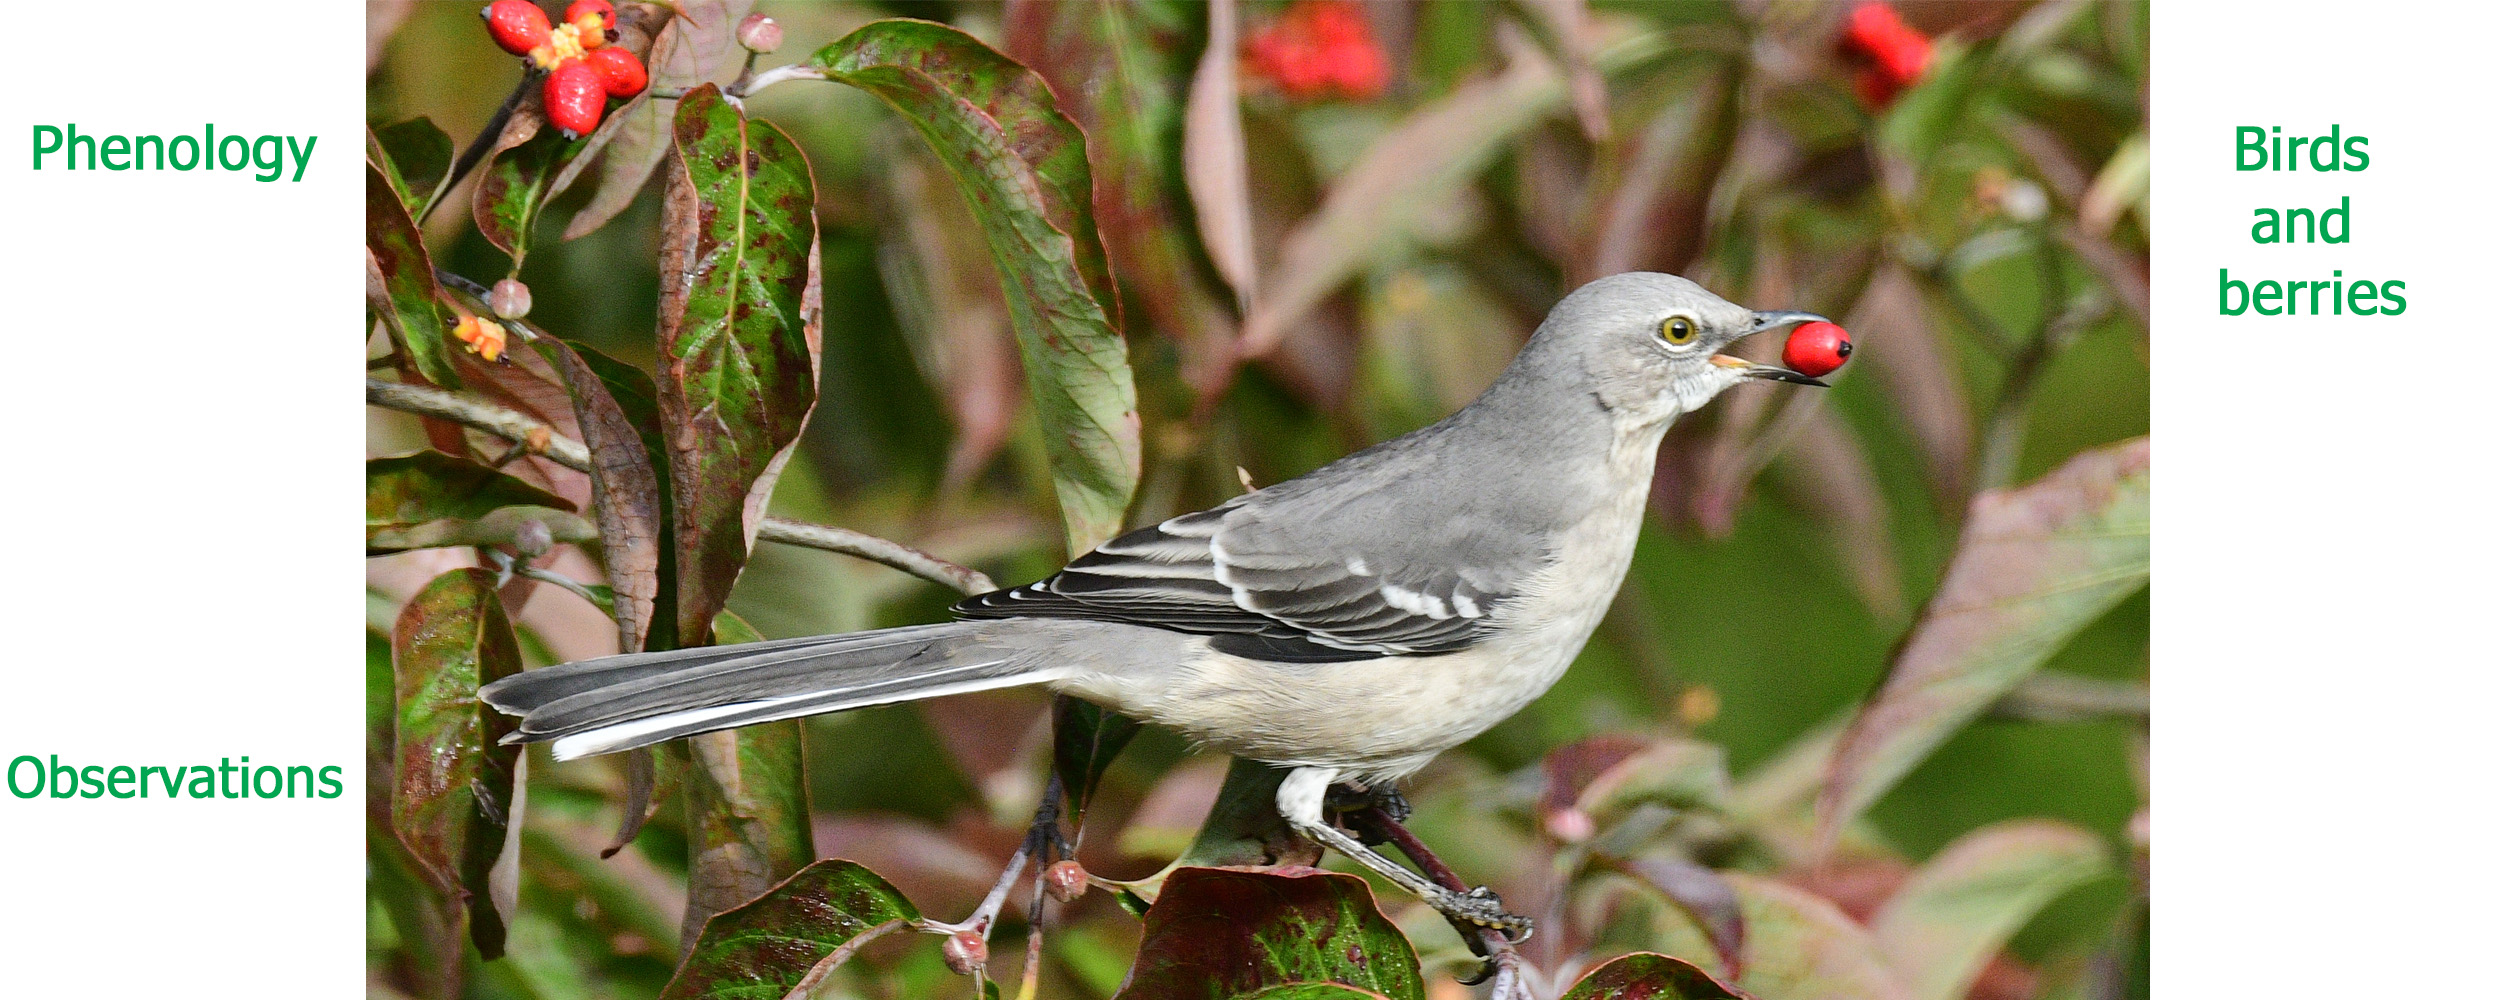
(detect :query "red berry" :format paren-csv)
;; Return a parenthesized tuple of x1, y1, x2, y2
(1782, 321, 1853, 378)
(1244, 0, 1389, 101)
(584, 47, 647, 99)
(1837, 2, 1932, 108)
(544, 61, 606, 137)
(482, 0, 551, 56)
(564, 0, 614, 31)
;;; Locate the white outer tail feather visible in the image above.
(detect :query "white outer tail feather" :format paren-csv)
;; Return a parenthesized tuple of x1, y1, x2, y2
(545, 660, 1071, 760)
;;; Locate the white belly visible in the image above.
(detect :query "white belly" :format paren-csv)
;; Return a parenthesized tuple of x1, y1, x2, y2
(1081, 425, 1663, 782)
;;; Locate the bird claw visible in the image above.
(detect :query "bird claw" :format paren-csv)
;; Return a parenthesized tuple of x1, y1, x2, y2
(1438, 884, 1533, 939)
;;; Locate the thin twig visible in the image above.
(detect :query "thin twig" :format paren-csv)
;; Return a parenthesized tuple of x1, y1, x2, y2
(516, 564, 609, 610)
(732, 63, 827, 97)
(366, 377, 997, 595)
(369, 377, 594, 468)
(753, 520, 997, 596)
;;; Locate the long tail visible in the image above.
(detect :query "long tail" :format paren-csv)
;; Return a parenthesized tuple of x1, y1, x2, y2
(480, 621, 1066, 760)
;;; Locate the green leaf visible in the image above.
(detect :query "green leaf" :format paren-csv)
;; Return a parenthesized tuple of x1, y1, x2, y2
(1555, 953, 1746, 1000)
(527, 336, 674, 653)
(1006, 0, 1240, 392)
(654, 83, 821, 645)
(371, 117, 453, 219)
(370, 504, 599, 553)
(1614, 858, 1746, 983)
(1820, 437, 2149, 835)
(370, 826, 465, 997)
(1871, 820, 2111, 1000)
(1578, 736, 1731, 827)
(366, 162, 463, 388)
(1239, 986, 1394, 1000)
(391, 568, 525, 959)
(660, 859, 919, 1000)
(555, 0, 756, 241)
(813, 19, 1142, 553)
(367, 451, 590, 553)
(678, 610, 816, 946)
(1170, 758, 1314, 873)
(1053, 695, 1141, 827)
(368, 451, 575, 540)
(1116, 866, 1425, 1000)
(1608, 871, 1911, 1000)
(474, 125, 586, 268)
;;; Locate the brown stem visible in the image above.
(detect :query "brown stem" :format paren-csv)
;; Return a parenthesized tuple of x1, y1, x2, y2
(1346, 806, 1526, 995)
(365, 377, 998, 595)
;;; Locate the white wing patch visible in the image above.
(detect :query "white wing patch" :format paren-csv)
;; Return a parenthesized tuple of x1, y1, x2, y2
(1378, 583, 1452, 620)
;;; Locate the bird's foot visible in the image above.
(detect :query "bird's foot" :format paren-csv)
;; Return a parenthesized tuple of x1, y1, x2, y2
(1428, 884, 1534, 940)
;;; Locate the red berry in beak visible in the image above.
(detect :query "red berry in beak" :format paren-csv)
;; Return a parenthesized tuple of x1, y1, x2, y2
(544, 61, 607, 137)
(482, 0, 551, 56)
(584, 47, 647, 99)
(1782, 321, 1852, 378)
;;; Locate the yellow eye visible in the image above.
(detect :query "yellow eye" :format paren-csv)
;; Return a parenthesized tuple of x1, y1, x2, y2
(1660, 316, 1698, 345)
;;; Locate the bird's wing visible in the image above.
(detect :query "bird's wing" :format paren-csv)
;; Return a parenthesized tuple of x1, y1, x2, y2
(954, 478, 1550, 660)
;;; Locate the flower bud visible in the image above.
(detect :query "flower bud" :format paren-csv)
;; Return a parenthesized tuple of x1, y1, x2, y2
(737, 13, 782, 54)
(489, 278, 533, 319)
(940, 930, 987, 976)
(1044, 860, 1088, 903)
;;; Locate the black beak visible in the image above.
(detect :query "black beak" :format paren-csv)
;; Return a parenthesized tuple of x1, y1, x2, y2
(1744, 366, 1829, 387)
(1714, 310, 1833, 387)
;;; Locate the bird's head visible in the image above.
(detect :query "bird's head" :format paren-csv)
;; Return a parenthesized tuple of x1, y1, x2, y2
(1530, 272, 1832, 426)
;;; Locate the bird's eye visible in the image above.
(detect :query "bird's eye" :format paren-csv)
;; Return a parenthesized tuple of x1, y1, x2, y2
(1660, 316, 1698, 346)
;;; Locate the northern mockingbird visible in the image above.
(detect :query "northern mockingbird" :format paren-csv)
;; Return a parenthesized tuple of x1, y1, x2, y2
(481, 272, 1832, 934)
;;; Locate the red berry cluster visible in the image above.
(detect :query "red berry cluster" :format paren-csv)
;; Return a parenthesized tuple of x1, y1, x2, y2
(1243, 1, 1388, 101)
(482, 1, 648, 137)
(1836, 2, 1933, 109)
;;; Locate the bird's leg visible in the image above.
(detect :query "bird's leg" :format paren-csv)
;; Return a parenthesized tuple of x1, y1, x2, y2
(1277, 767, 1532, 937)
(1340, 801, 1524, 985)
(925, 773, 1068, 940)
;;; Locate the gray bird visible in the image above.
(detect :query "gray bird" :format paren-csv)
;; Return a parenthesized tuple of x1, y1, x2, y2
(480, 272, 1832, 934)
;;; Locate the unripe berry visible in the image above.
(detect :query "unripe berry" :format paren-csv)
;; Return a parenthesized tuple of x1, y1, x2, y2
(737, 13, 783, 54)
(939, 931, 987, 976)
(490, 278, 533, 319)
(1043, 860, 1088, 903)
(584, 47, 647, 99)
(1782, 321, 1853, 378)
(482, 0, 551, 56)
(544, 61, 607, 137)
